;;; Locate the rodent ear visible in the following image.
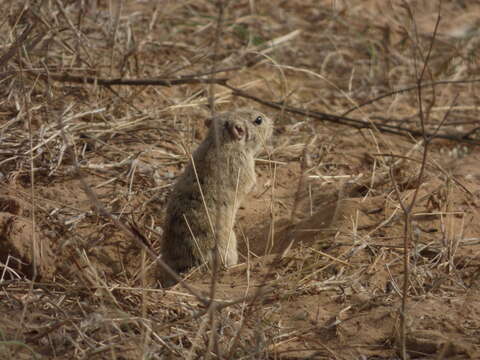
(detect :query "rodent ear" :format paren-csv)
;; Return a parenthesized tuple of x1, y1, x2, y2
(204, 117, 213, 128)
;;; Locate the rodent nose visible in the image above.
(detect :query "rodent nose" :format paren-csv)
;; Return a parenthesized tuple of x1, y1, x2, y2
(235, 125, 244, 136)
(226, 121, 244, 140)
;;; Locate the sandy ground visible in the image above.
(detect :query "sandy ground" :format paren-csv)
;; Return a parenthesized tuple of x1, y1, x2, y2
(0, 0, 479, 358)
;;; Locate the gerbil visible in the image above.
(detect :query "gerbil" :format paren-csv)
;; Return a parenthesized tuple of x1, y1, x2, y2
(160, 109, 273, 286)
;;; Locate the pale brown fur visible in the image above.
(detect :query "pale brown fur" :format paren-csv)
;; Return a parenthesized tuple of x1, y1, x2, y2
(160, 109, 273, 286)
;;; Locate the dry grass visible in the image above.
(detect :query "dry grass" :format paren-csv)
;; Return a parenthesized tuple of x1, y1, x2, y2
(0, 0, 479, 359)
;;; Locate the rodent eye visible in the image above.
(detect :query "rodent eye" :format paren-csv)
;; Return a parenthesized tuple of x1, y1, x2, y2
(254, 116, 263, 125)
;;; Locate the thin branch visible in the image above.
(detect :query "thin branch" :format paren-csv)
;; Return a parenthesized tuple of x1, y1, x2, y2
(395, 3, 441, 358)
(37, 72, 228, 87)
(39, 72, 480, 145)
(0, 24, 35, 69)
(207, 1, 228, 358)
(406, 7, 441, 213)
(224, 83, 480, 145)
(341, 78, 480, 116)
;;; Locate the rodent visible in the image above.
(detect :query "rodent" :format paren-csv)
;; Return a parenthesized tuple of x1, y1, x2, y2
(159, 109, 273, 286)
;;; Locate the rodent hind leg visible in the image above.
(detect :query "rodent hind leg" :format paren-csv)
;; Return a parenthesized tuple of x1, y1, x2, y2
(220, 231, 238, 267)
(158, 245, 199, 287)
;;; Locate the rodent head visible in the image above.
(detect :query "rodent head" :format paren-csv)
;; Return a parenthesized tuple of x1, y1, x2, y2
(205, 109, 273, 154)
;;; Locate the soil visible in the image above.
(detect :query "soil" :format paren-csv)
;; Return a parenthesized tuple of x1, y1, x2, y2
(0, 0, 479, 359)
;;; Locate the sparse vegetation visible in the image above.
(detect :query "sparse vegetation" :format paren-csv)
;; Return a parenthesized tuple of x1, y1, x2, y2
(0, 0, 479, 359)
